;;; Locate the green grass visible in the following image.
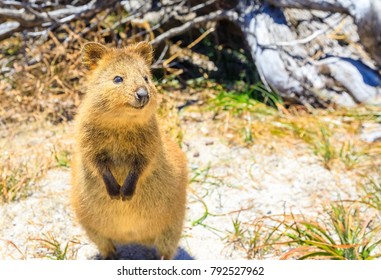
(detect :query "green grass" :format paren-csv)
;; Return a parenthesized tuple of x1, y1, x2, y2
(188, 164, 228, 236)
(189, 163, 234, 190)
(339, 108, 381, 122)
(270, 119, 336, 167)
(36, 233, 74, 260)
(207, 87, 278, 143)
(225, 218, 283, 259)
(210, 90, 277, 117)
(339, 141, 365, 169)
(281, 203, 381, 260)
(245, 220, 283, 259)
(225, 201, 381, 260)
(52, 147, 71, 168)
(314, 127, 335, 168)
(207, 86, 342, 167)
(361, 177, 381, 211)
(204, 84, 380, 173)
(0, 156, 40, 203)
(240, 82, 283, 108)
(188, 193, 225, 237)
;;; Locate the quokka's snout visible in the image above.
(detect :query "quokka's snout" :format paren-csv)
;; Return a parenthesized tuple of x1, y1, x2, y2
(135, 87, 149, 107)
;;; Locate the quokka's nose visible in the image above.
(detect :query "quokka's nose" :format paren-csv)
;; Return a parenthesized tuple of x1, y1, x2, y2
(135, 87, 149, 105)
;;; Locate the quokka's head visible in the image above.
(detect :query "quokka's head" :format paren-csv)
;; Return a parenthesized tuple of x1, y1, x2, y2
(81, 42, 158, 121)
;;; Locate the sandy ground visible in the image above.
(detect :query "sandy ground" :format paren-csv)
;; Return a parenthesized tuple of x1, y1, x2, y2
(0, 110, 364, 260)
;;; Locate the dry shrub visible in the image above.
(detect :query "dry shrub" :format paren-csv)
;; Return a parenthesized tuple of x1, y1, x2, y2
(1, 31, 83, 124)
(0, 7, 152, 125)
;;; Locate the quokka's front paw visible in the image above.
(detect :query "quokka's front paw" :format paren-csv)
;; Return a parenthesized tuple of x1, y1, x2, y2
(106, 186, 121, 200)
(102, 168, 122, 200)
(120, 184, 135, 201)
(120, 172, 138, 201)
(109, 193, 121, 200)
(121, 193, 133, 201)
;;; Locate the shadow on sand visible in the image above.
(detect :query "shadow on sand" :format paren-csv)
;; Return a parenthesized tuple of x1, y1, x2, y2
(93, 244, 194, 260)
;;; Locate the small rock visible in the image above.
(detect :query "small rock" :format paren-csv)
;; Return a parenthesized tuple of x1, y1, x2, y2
(205, 140, 214, 146)
(360, 123, 381, 143)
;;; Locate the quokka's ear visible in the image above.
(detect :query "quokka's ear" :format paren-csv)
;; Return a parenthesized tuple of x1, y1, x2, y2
(131, 41, 154, 65)
(82, 42, 108, 70)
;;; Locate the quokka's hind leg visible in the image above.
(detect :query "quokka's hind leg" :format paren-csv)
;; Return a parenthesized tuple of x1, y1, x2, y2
(85, 227, 117, 260)
(154, 226, 182, 260)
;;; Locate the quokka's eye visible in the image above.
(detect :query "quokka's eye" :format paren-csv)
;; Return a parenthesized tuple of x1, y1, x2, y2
(143, 76, 149, 83)
(113, 76, 123, 84)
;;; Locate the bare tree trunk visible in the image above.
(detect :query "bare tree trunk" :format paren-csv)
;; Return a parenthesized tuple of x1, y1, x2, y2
(268, 0, 381, 66)
(236, 1, 381, 106)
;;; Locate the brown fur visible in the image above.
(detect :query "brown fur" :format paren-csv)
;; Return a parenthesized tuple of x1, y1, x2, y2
(70, 42, 188, 260)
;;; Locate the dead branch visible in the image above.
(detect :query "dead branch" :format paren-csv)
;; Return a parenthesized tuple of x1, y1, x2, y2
(261, 15, 345, 48)
(150, 9, 238, 46)
(267, 0, 350, 13)
(0, 0, 119, 40)
(0, 21, 19, 40)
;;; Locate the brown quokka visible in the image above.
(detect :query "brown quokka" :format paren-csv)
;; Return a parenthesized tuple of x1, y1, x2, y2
(70, 41, 188, 260)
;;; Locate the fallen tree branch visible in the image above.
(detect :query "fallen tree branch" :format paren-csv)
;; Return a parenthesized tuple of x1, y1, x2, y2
(260, 14, 344, 48)
(267, 0, 350, 13)
(150, 9, 239, 45)
(238, 0, 381, 106)
(190, 0, 218, 12)
(0, 7, 42, 27)
(267, 0, 381, 66)
(0, 21, 20, 40)
(0, 0, 119, 40)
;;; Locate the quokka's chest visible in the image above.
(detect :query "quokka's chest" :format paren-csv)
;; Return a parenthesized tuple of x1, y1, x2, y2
(93, 133, 155, 160)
